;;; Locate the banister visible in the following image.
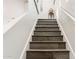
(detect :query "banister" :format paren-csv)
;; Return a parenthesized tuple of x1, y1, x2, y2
(34, 0, 39, 14)
(61, 7, 75, 21)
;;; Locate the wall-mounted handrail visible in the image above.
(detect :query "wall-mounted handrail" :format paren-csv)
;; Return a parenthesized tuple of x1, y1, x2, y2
(34, 0, 39, 14)
(61, 7, 75, 21)
(53, 0, 56, 5)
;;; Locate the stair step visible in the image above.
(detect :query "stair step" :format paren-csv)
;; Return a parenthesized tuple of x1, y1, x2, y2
(37, 21, 57, 24)
(35, 27, 59, 31)
(30, 41, 66, 49)
(26, 19, 70, 59)
(35, 29, 60, 31)
(38, 19, 56, 20)
(34, 31, 61, 36)
(27, 49, 69, 59)
(37, 20, 57, 22)
(36, 24, 58, 27)
(36, 23, 58, 25)
(27, 49, 69, 52)
(32, 36, 63, 41)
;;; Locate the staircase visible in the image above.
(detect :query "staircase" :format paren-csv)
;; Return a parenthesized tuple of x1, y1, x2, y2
(26, 19, 70, 59)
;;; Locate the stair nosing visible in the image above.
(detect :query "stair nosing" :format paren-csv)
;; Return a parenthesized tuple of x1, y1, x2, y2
(38, 19, 56, 20)
(27, 49, 70, 52)
(30, 41, 66, 43)
(38, 19, 57, 21)
(34, 31, 61, 32)
(37, 20, 57, 22)
(37, 20, 57, 21)
(34, 30, 60, 31)
(35, 27, 59, 28)
(32, 35, 63, 37)
(36, 24, 58, 25)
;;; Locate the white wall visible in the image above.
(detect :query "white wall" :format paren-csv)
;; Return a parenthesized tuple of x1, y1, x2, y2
(58, 0, 75, 59)
(38, 0, 58, 19)
(3, 0, 38, 59)
(58, 9, 75, 59)
(3, 0, 28, 25)
(61, 0, 75, 17)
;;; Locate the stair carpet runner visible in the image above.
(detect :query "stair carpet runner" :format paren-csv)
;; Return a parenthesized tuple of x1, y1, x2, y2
(26, 19, 70, 59)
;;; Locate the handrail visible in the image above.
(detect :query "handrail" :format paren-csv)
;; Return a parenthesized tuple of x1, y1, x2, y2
(34, 0, 39, 14)
(53, 0, 56, 5)
(61, 7, 75, 21)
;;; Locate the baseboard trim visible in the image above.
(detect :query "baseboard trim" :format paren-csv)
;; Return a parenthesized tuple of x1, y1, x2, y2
(57, 19, 75, 57)
(19, 17, 38, 59)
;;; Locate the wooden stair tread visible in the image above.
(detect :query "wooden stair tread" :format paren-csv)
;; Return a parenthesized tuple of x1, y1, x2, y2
(35, 26, 59, 28)
(38, 19, 56, 20)
(27, 49, 69, 52)
(34, 30, 60, 32)
(36, 24, 58, 25)
(32, 35, 63, 37)
(30, 41, 65, 43)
